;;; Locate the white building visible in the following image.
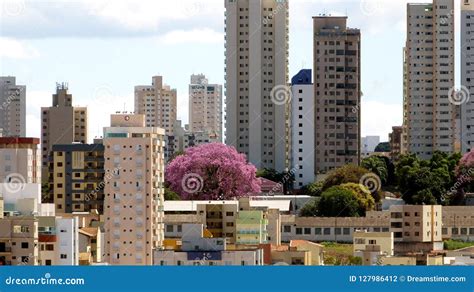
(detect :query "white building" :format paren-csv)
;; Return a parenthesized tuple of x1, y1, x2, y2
(403, 0, 456, 159)
(361, 136, 381, 156)
(291, 69, 315, 188)
(0, 77, 26, 137)
(189, 74, 223, 143)
(461, 0, 474, 153)
(56, 217, 79, 265)
(154, 224, 264, 266)
(225, 0, 290, 171)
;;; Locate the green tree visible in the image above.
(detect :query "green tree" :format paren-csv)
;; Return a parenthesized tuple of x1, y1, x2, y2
(374, 142, 390, 152)
(361, 156, 388, 185)
(340, 183, 375, 215)
(301, 181, 324, 197)
(299, 198, 319, 217)
(316, 186, 361, 217)
(164, 187, 181, 201)
(322, 165, 370, 191)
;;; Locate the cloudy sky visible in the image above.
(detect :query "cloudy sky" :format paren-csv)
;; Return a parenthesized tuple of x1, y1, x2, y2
(0, 0, 458, 142)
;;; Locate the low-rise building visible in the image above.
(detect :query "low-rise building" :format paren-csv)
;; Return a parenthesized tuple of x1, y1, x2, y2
(154, 224, 264, 266)
(353, 231, 394, 266)
(0, 216, 38, 266)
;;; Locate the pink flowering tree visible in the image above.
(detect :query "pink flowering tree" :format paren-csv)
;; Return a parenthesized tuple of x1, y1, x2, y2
(456, 149, 474, 186)
(165, 143, 261, 200)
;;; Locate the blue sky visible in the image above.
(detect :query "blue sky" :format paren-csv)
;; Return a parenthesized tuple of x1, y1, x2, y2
(1, 0, 452, 142)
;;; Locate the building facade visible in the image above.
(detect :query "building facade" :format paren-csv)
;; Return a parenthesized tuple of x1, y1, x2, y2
(225, 0, 290, 171)
(134, 76, 177, 159)
(0, 77, 26, 137)
(103, 114, 165, 265)
(389, 126, 403, 161)
(402, 0, 455, 159)
(49, 143, 105, 214)
(462, 0, 474, 153)
(0, 137, 41, 184)
(313, 16, 361, 174)
(41, 83, 88, 178)
(290, 69, 315, 188)
(0, 216, 39, 266)
(189, 74, 223, 142)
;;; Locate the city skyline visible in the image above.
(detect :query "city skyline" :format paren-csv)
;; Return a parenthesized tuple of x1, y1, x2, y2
(1, 0, 451, 142)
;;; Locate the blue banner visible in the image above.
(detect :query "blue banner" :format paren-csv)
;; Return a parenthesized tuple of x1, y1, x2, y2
(0, 266, 472, 292)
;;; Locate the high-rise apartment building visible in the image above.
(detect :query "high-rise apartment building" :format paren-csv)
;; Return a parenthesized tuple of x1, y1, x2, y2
(189, 74, 223, 142)
(49, 143, 105, 215)
(313, 16, 361, 174)
(402, 0, 455, 159)
(0, 77, 26, 137)
(225, 0, 290, 171)
(389, 126, 403, 161)
(103, 114, 165, 265)
(41, 83, 88, 177)
(461, 0, 474, 153)
(290, 69, 315, 188)
(135, 76, 177, 159)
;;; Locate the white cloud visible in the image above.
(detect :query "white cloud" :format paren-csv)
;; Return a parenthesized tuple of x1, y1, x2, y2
(158, 28, 224, 45)
(0, 37, 39, 59)
(361, 100, 402, 141)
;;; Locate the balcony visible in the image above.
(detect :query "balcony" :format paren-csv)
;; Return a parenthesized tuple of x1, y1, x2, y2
(0, 247, 12, 253)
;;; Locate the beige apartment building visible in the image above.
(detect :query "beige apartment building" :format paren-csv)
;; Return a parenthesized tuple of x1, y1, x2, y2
(134, 76, 177, 159)
(189, 74, 223, 142)
(313, 16, 361, 174)
(0, 216, 39, 266)
(402, 0, 455, 159)
(389, 126, 403, 161)
(225, 0, 290, 171)
(0, 137, 41, 183)
(0, 76, 26, 137)
(103, 114, 165, 265)
(461, 0, 474, 153)
(49, 143, 105, 215)
(41, 83, 88, 180)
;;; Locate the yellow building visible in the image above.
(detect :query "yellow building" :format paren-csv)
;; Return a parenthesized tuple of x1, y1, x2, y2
(50, 143, 104, 214)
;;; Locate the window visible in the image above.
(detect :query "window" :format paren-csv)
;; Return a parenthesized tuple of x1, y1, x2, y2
(296, 228, 302, 235)
(304, 228, 311, 235)
(21, 242, 29, 249)
(283, 226, 291, 233)
(335, 228, 341, 235)
(226, 212, 234, 217)
(323, 228, 331, 235)
(60, 254, 67, 259)
(315, 228, 322, 235)
(166, 225, 174, 233)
